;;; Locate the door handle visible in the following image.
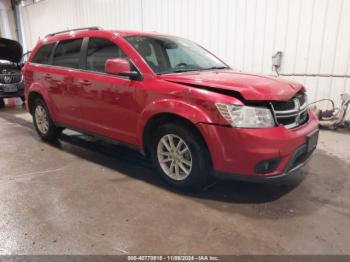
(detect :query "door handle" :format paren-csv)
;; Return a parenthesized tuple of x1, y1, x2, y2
(78, 80, 92, 86)
(44, 74, 52, 80)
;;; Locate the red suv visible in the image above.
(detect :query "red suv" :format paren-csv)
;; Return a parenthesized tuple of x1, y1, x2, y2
(23, 27, 319, 189)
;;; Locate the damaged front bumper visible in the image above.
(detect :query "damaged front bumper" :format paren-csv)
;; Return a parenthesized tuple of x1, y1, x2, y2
(214, 141, 316, 183)
(197, 112, 319, 182)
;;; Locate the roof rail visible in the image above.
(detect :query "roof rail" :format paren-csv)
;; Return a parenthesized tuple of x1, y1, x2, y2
(45, 26, 102, 38)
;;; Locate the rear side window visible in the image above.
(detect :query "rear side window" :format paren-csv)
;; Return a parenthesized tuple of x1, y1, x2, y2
(86, 38, 126, 72)
(52, 38, 83, 69)
(31, 43, 55, 64)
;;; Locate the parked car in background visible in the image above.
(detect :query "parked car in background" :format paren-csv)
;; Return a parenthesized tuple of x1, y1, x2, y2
(0, 38, 25, 108)
(22, 28, 319, 190)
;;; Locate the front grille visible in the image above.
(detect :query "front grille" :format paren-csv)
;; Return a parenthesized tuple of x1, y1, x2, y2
(271, 93, 308, 129)
(0, 74, 22, 84)
(272, 100, 295, 111)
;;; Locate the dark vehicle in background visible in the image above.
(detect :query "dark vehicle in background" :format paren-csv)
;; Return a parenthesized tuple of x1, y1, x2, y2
(0, 37, 25, 108)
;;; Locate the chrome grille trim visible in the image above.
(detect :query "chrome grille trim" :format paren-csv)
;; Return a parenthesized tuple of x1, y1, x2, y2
(275, 107, 308, 118)
(0, 73, 22, 84)
(271, 93, 309, 129)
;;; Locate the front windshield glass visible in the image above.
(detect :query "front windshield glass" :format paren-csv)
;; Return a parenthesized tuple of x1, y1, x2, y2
(125, 35, 228, 74)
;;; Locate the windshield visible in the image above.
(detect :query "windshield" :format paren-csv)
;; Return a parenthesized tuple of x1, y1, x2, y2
(125, 35, 228, 74)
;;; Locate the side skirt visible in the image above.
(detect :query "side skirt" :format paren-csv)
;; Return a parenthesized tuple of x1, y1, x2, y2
(55, 122, 146, 156)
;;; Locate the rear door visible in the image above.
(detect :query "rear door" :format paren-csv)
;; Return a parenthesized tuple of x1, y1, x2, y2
(49, 38, 84, 128)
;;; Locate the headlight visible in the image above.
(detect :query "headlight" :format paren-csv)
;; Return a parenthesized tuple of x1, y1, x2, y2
(216, 103, 275, 128)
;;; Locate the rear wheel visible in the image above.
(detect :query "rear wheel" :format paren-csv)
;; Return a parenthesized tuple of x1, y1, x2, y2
(151, 123, 212, 190)
(32, 98, 60, 141)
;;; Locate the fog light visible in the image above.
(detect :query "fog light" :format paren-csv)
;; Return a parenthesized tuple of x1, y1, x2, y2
(254, 158, 281, 174)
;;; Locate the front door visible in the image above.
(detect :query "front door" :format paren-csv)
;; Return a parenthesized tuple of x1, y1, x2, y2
(76, 37, 139, 145)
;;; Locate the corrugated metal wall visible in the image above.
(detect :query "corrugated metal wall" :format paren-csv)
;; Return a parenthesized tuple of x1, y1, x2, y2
(20, 0, 350, 111)
(0, 0, 17, 40)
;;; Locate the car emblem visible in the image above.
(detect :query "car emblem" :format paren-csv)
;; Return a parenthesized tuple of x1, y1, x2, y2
(295, 112, 301, 124)
(4, 75, 12, 84)
(294, 98, 301, 111)
(294, 98, 302, 124)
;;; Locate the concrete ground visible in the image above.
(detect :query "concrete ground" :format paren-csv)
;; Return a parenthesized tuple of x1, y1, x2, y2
(0, 105, 349, 255)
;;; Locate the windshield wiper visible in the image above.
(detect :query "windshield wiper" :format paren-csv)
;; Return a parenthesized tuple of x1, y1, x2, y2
(158, 68, 200, 75)
(201, 66, 229, 71)
(158, 66, 228, 75)
(173, 68, 199, 73)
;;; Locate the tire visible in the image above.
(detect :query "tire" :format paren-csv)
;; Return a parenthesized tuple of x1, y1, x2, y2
(151, 123, 212, 190)
(32, 98, 60, 141)
(0, 98, 4, 108)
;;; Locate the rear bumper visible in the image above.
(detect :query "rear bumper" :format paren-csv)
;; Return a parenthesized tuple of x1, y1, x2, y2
(197, 111, 319, 180)
(0, 91, 24, 98)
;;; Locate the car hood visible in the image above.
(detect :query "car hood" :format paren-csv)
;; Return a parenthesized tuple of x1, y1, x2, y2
(159, 70, 304, 101)
(0, 38, 23, 64)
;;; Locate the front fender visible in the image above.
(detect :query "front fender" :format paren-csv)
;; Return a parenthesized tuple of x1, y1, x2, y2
(136, 99, 214, 146)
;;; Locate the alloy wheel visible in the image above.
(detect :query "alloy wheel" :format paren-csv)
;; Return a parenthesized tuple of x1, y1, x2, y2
(35, 105, 49, 134)
(157, 134, 193, 181)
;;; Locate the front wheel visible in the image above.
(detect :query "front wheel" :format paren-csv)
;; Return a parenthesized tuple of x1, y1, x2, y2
(32, 98, 60, 141)
(151, 123, 212, 190)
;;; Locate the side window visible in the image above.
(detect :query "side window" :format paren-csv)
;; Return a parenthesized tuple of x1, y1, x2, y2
(52, 38, 83, 69)
(31, 43, 55, 64)
(137, 42, 159, 67)
(126, 37, 167, 71)
(86, 38, 126, 73)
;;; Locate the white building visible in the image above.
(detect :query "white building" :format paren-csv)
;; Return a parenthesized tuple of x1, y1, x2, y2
(3, 0, 350, 111)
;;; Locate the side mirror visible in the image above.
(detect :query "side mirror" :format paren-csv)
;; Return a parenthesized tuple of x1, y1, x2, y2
(105, 58, 139, 80)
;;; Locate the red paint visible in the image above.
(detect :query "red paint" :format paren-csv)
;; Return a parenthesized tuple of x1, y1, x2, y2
(6, 98, 17, 107)
(160, 70, 304, 101)
(23, 29, 318, 178)
(105, 58, 131, 75)
(197, 112, 319, 176)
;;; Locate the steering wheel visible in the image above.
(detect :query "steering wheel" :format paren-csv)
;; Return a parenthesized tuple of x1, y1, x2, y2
(175, 62, 188, 68)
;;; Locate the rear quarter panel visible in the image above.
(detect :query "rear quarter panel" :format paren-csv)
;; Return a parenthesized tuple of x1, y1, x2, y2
(24, 63, 61, 121)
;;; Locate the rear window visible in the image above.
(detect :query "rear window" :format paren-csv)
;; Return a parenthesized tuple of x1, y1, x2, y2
(31, 43, 55, 64)
(52, 38, 83, 69)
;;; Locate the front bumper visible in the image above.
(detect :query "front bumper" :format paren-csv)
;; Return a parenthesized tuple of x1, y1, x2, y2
(197, 112, 319, 180)
(214, 143, 315, 182)
(0, 82, 25, 98)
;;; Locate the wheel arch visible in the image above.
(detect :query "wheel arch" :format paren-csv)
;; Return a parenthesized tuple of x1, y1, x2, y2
(28, 91, 44, 114)
(142, 112, 211, 165)
(139, 99, 214, 152)
(27, 83, 56, 120)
